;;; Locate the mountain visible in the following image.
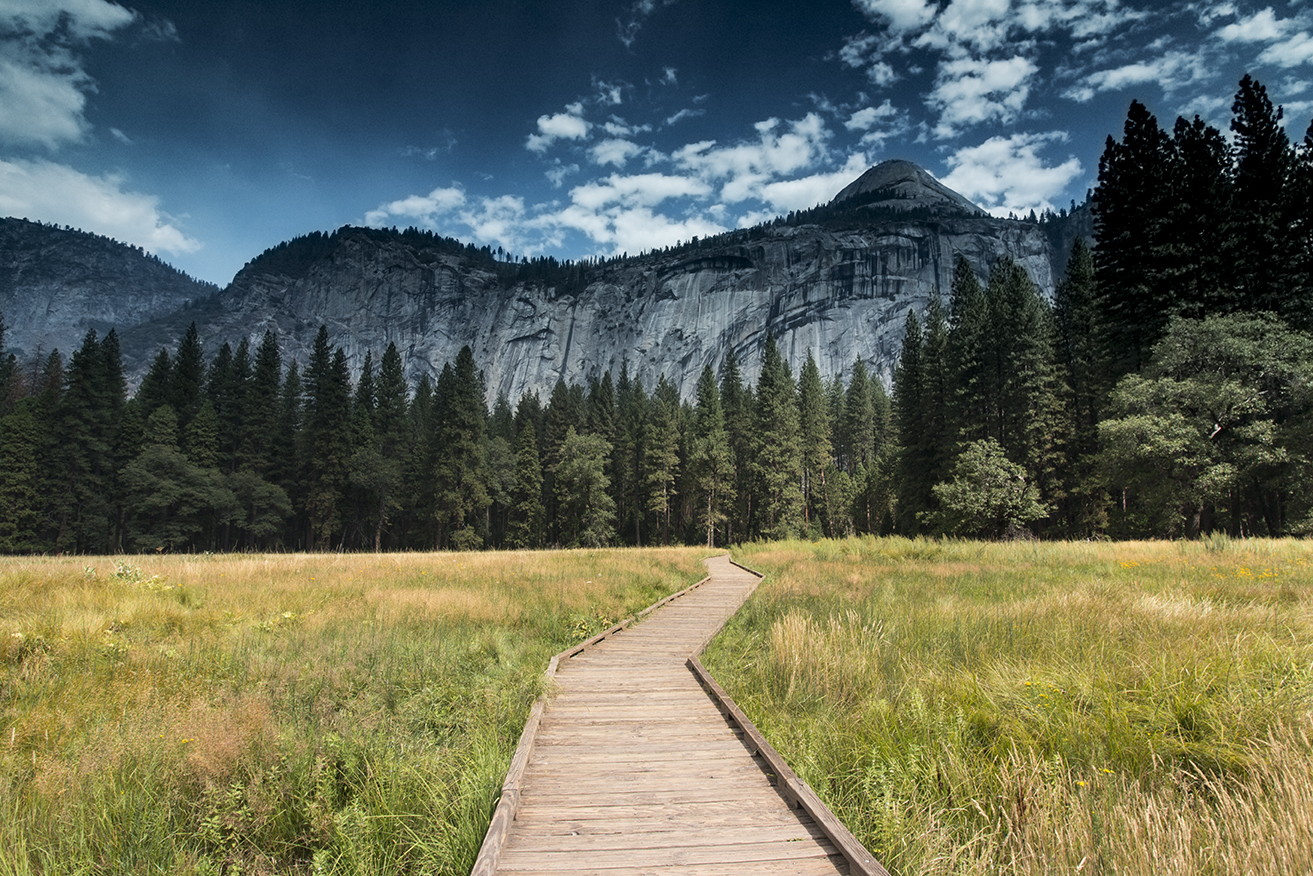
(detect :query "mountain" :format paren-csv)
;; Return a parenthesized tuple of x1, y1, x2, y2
(3, 161, 1090, 399)
(0, 218, 219, 362)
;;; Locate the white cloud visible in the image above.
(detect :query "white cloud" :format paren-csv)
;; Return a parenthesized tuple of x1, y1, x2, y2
(364, 185, 465, 226)
(590, 138, 645, 167)
(616, 0, 677, 48)
(1259, 31, 1313, 67)
(674, 114, 832, 201)
(940, 133, 1083, 216)
(845, 100, 898, 130)
(852, 0, 936, 33)
(1064, 50, 1210, 102)
(754, 152, 873, 212)
(526, 103, 591, 152)
(664, 107, 704, 126)
(569, 172, 711, 211)
(0, 0, 135, 149)
(929, 55, 1037, 137)
(0, 157, 200, 254)
(1218, 7, 1289, 42)
(545, 162, 579, 187)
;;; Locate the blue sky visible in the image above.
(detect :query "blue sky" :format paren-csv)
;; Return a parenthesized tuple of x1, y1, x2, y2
(1, 0, 1310, 286)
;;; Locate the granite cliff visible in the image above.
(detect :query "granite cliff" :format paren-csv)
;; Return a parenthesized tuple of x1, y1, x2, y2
(3, 161, 1090, 398)
(0, 218, 218, 361)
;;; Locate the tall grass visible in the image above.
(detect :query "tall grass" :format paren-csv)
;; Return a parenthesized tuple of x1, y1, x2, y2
(706, 537, 1313, 875)
(0, 548, 708, 876)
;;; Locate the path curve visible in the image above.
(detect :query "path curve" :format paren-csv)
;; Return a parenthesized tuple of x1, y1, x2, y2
(483, 554, 851, 875)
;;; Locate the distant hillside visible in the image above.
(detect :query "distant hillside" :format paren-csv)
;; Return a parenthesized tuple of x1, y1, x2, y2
(0, 218, 219, 362)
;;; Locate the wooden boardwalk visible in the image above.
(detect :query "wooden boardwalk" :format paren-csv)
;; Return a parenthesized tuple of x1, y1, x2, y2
(483, 555, 854, 875)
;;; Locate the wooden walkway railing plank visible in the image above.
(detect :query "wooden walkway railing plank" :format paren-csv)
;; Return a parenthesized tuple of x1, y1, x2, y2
(473, 554, 885, 876)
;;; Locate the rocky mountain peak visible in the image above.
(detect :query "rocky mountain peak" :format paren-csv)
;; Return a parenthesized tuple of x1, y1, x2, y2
(830, 159, 982, 216)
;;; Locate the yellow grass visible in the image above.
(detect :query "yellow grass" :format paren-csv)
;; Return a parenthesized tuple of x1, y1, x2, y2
(1, 548, 710, 876)
(709, 537, 1313, 875)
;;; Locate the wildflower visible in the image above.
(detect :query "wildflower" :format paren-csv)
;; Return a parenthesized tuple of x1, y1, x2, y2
(1076, 780, 1086, 787)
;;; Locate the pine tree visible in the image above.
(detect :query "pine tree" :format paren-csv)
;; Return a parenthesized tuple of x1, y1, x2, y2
(433, 345, 490, 550)
(797, 352, 833, 536)
(893, 308, 925, 532)
(0, 401, 42, 552)
(1093, 100, 1175, 378)
(644, 375, 681, 545)
(613, 365, 648, 545)
(720, 350, 753, 542)
(241, 331, 282, 477)
(302, 328, 351, 548)
(688, 364, 734, 547)
(1230, 74, 1304, 323)
(169, 322, 206, 430)
(555, 427, 615, 547)
(753, 335, 803, 539)
(508, 420, 545, 548)
(1165, 115, 1235, 318)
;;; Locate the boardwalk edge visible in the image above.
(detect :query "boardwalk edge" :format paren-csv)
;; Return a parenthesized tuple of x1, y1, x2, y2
(689, 557, 893, 876)
(469, 566, 716, 876)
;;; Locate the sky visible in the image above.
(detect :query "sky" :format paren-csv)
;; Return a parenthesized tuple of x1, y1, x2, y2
(1, 0, 1311, 287)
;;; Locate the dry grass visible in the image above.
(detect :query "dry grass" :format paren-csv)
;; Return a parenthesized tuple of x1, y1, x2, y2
(1, 547, 710, 876)
(707, 537, 1313, 875)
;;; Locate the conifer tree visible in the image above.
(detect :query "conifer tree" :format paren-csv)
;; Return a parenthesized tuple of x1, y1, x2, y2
(689, 364, 734, 547)
(613, 365, 648, 545)
(753, 335, 803, 539)
(508, 420, 545, 548)
(169, 322, 205, 430)
(720, 350, 753, 542)
(0, 401, 42, 552)
(797, 352, 833, 535)
(1093, 100, 1175, 378)
(644, 375, 681, 545)
(555, 426, 615, 547)
(1165, 115, 1235, 318)
(302, 328, 351, 548)
(241, 331, 282, 476)
(433, 345, 490, 549)
(893, 308, 925, 532)
(1230, 74, 1303, 324)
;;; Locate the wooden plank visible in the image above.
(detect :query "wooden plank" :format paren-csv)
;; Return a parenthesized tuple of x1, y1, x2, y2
(492, 856, 849, 876)
(497, 837, 840, 870)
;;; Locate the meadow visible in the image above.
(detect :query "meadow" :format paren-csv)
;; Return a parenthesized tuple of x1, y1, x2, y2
(0, 548, 710, 876)
(705, 537, 1313, 875)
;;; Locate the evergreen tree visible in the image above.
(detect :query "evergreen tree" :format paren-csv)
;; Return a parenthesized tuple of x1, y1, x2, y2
(240, 331, 282, 476)
(169, 322, 205, 430)
(302, 328, 352, 548)
(0, 401, 42, 552)
(136, 349, 172, 420)
(688, 364, 734, 547)
(644, 375, 681, 544)
(507, 420, 545, 548)
(753, 336, 803, 539)
(1164, 114, 1235, 318)
(52, 330, 121, 552)
(433, 346, 490, 550)
(797, 352, 833, 536)
(892, 308, 925, 532)
(613, 365, 648, 545)
(720, 350, 753, 542)
(1230, 74, 1304, 324)
(555, 427, 615, 547)
(1093, 100, 1175, 378)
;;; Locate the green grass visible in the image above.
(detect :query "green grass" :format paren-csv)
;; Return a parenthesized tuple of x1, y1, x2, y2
(706, 537, 1313, 875)
(0, 548, 710, 876)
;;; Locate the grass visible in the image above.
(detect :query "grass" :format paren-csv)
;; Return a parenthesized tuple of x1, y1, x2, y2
(0, 548, 710, 876)
(706, 537, 1313, 875)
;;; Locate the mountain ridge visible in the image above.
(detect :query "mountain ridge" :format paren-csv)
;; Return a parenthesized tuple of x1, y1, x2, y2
(1, 161, 1091, 399)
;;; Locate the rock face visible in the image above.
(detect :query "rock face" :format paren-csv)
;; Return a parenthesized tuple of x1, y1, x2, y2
(0, 218, 218, 361)
(4, 161, 1089, 399)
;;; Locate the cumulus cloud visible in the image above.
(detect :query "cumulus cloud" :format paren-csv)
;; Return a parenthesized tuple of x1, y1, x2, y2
(0, 0, 136, 149)
(1218, 7, 1289, 42)
(852, 0, 936, 34)
(929, 56, 1037, 137)
(364, 185, 466, 226)
(674, 114, 832, 200)
(526, 103, 591, 152)
(0, 157, 200, 254)
(939, 133, 1083, 217)
(590, 138, 646, 167)
(845, 100, 899, 130)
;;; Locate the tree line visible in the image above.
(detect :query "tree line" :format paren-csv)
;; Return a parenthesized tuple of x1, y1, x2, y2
(893, 74, 1313, 539)
(0, 74, 1309, 552)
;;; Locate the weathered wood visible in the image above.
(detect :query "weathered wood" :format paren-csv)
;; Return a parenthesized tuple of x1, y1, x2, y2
(478, 555, 884, 876)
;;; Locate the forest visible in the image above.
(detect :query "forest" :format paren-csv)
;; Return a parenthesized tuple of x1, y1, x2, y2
(0, 75, 1310, 553)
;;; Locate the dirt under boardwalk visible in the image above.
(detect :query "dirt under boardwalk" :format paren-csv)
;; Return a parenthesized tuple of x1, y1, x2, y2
(493, 555, 850, 875)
